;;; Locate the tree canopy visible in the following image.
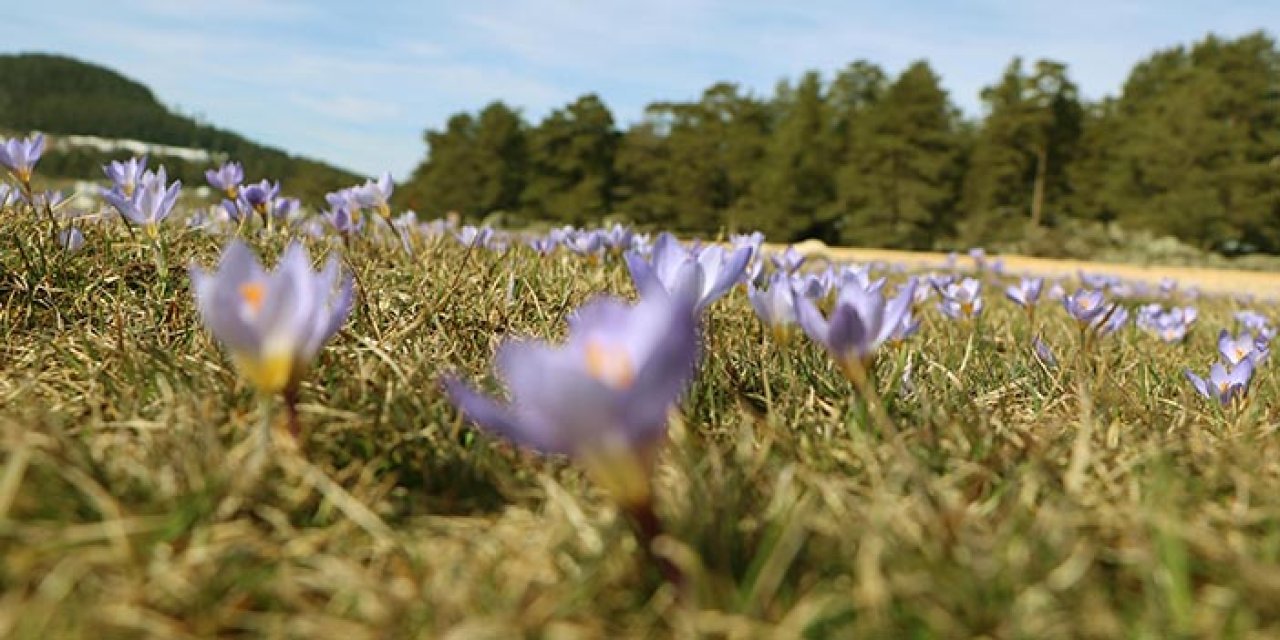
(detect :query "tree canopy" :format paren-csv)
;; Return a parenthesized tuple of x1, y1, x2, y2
(404, 31, 1280, 255)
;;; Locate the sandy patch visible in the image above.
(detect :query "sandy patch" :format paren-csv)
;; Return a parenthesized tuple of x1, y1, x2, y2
(779, 241, 1280, 299)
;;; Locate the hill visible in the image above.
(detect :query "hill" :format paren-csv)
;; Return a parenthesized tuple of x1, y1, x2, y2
(0, 53, 360, 202)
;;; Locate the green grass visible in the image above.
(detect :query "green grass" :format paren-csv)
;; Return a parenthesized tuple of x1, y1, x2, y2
(3, 211, 1280, 639)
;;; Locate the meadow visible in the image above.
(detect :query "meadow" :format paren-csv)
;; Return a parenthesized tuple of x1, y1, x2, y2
(2, 151, 1280, 638)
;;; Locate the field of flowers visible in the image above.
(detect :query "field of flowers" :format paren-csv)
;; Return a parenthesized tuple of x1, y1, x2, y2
(3, 136, 1280, 638)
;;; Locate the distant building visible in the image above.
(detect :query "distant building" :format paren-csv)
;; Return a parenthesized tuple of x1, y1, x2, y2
(51, 133, 227, 165)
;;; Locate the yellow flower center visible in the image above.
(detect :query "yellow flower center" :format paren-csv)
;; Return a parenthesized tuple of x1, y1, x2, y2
(239, 282, 265, 314)
(961, 301, 974, 316)
(232, 350, 294, 394)
(585, 340, 634, 389)
(1235, 347, 1248, 362)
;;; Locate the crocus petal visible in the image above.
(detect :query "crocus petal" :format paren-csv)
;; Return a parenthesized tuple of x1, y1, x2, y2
(624, 250, 668, 300)
(1184, 370, 1211, 399)
(795, 295, 830, 346)
(443, 377, 564, 454)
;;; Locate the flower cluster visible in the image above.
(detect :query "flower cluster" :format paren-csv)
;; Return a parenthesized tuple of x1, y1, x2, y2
(1137, 304, 1198, 343)
(102, 162, 182, 237)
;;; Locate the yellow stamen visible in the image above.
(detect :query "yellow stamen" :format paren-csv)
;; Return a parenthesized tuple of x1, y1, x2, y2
(232, 351, 294, 394)
(585, 340, 635, 388)
(239, 282, 265, 314)
(961, 301, 974, 317)
(580, 443, 655, 508)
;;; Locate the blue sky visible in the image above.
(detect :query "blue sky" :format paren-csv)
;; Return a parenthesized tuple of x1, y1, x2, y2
(8, 1, 1278, 180)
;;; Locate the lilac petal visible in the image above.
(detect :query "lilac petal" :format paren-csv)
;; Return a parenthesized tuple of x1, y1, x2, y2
(496, 340, 622, 449)
(443, 377, 565, 454)
(621, 297, 699, 439)
(650, 233, 688, 285)
(795, 295, 830, 346)
(670, 260, 705, 308)
(257, 243, 317, 350)
(625, 250, 667, 300)
(701, 245, 751, 305)
(877, 280, 915, 344)
(838, 283, 885, 340)
(1184, 370, 1211, 399)
(827, 302, 869, 360)
(194, 241, 267, 353)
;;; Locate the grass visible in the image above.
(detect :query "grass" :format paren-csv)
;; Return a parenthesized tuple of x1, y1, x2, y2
(3, 209, 1280, 638)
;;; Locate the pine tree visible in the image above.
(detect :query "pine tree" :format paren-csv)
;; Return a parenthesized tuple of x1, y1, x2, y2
(960, 58, 1082, 244)
(401, 102, 528, 219)
(830, 61, 962, 248)
(521, 94, 619, 226)
(1093, 32, 1280, 251)
(742, 71, 837, 241)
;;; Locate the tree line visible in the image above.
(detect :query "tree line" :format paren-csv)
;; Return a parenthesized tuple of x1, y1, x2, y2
(401, 32, 1280, 254)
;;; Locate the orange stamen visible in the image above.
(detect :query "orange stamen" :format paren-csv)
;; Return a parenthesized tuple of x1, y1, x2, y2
(585, 340, 635, 388)
(239, 282, 265, 313)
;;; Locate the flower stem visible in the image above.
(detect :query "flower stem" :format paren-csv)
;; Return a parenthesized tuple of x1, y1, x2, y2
(623, 499, 686, 595)
(282, 383, 302, 441)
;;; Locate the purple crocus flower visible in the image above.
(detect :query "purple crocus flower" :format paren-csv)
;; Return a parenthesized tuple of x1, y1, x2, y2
(25, 189, 67, 211)
(1235, 310, 1271, 334)
(1186, 358, 1255, 406)
(325, 205, 364, 235)
(1093, 304, 1129, 336)
(103, 157, 147, 197)
(1079, 271, 1113, 290)
(271, 196, 301, 222)
(220, 198, 250, 224)
(444, 291, 699, 506)
(937, 277, 983, 320)
(1004, 277, 1043, 310)
(241, 180, 281, 216)
(605, 224, 635, 252)
(355, 171, 394, 218)
(771, 246, 806, 274)
(748, 272, 799, 343)
(58, 227, 85, 254)
(456, 225, 494, 248)
(1062, 289, 1108, 324)
(732, 232, 765, 283)
(891, 310, 922, 343)
(796, 277, 917, 379)
(840, 265, 886, 294)
(189, 240, 354, 394)
(1219, 329, 1267, 366)
(1033, 336, 1058, 368)
(206, 162, 245, 198)
(102, 166, 182, 237)
(528, 235, 558, 256)
(0, 133, 45, 184)
(566, 230, 605, 259)
(625, 232, 750, 311)
(1137, 305, 1197, 343)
